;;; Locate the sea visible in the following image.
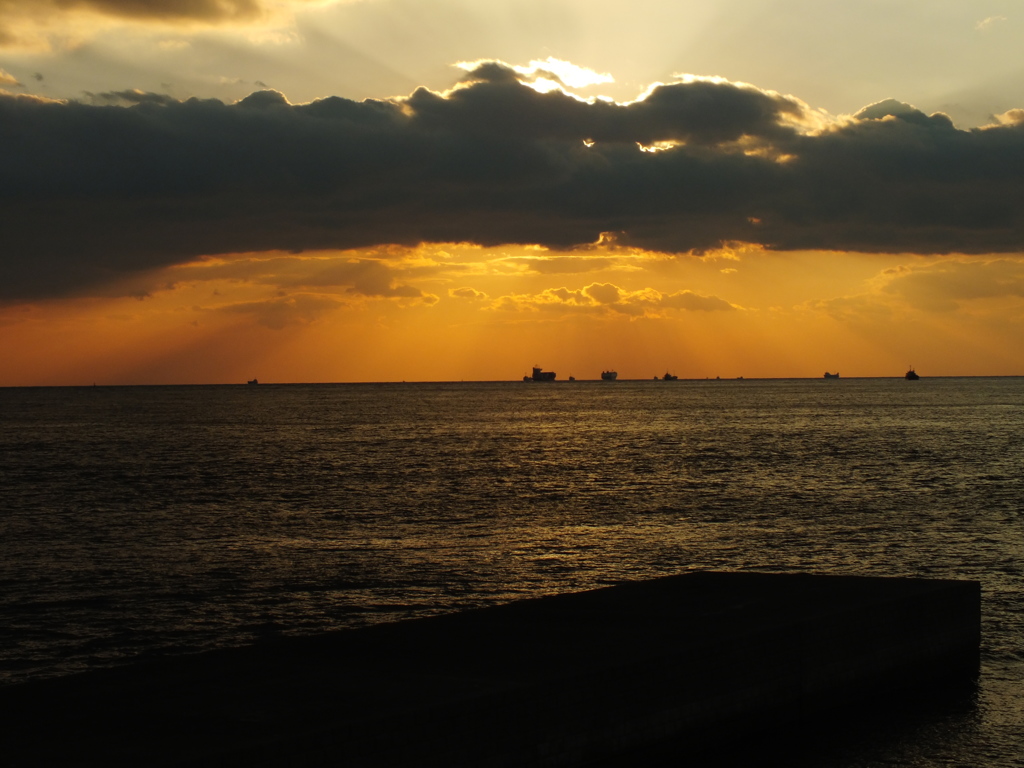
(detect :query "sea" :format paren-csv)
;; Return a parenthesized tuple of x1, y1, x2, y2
(1, 377, 1021, 766)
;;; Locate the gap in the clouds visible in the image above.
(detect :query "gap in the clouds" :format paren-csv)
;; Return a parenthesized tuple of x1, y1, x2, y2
(3, 248, 1024, 385)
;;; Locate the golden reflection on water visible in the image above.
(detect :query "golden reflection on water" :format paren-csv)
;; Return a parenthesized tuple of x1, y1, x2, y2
(1, 379, 1022, 765)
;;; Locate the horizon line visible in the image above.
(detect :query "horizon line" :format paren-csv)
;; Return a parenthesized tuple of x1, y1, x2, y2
(3, 374, 1023, 389)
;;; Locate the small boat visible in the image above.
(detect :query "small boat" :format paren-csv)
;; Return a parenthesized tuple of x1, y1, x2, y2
(247, 378, 259, 385)
(568, 375, 576, 382)
(905, 367, 920, 380)
(823, 372, 839, 379)
(601, 370, 618, 381)
(662, 373, 678, 381)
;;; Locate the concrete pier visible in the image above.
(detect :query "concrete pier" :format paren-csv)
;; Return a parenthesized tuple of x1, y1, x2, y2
(0, 572, 980, 766)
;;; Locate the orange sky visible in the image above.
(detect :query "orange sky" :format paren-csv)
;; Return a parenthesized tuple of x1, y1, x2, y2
(2, 3, 1023, 385)
(3, 243, 1022, 385)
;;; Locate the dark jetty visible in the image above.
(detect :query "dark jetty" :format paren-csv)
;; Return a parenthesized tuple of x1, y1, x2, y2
(0, 572, 980, 767)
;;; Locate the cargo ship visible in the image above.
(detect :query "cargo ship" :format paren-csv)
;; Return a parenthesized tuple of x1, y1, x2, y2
(524, 366, 556, 382)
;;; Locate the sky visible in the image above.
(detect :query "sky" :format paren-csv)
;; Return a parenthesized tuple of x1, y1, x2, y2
(2, 0, 1023, 384)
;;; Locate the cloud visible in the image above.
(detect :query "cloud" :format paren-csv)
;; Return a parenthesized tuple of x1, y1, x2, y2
(220, 292, 343, 330)
(0, 68, 21, 87)
(803, 294, 895, 324)
(658, 290, 736, 312)
(0, 0, 264, 31)
(853, 98, 940, 124)
(880, 259, 1024, 312)
(993, 109, 1024, 127)
(976, 16, 1007, 31)
(449, 286, 488, 301)
(494, 282, 734, 317)
(0, 0, 321, 47)
(3, 62, 1024, 302)
(458, 57, 614, 93)
(511, 256, 616, 274)
(83, 88, 181, 106)
(799, 257, 1024, 321)
(171, 253, 429, 300)
(426, 63, 808, 146)
(65, 1, 265, 22)
(583, 282, 621, 305)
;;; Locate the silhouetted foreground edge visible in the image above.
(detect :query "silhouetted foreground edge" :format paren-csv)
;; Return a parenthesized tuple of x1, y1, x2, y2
(0, 572, 980, 767)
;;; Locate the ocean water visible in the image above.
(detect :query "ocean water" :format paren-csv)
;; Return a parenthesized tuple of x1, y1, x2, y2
(1, 377, 1021, 765)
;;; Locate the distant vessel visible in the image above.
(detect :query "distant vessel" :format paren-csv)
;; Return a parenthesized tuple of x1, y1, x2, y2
(662, 373, 678, 381)
(568, 375, 576, 382)
(824, 372, 840, 379)
(247, 378, 259, 385)
(905, 367, 920, 380)
(524, 366, 556, 382)
(601, 371, 618, 381)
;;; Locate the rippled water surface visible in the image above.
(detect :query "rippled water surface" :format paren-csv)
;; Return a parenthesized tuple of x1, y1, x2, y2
(1, 378, 1021, 765)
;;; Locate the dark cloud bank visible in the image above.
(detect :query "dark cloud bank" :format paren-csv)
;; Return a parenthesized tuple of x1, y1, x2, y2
(2, 63, 1024, 300)
(1, 0, 265, 26)
(0, 0, 266, 44)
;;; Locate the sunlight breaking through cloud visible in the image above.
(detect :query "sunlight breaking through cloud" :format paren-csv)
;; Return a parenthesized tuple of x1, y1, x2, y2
(492, 282, 736, 317)
(3, 59, 1024, 307)
(456, 56, 614, 97)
